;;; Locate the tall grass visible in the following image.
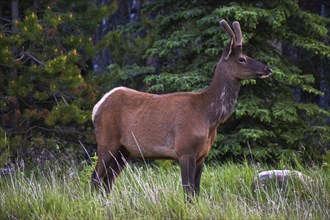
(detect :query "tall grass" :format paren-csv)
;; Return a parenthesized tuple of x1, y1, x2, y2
(0, 161, 329, 219)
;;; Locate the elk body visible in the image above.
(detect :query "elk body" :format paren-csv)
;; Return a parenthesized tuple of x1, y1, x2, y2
(91, 20, 272, 197)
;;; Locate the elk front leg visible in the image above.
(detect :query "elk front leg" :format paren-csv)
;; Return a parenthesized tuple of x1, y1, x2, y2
(194, 157, 205, 196)
(179, 155, 196, 201)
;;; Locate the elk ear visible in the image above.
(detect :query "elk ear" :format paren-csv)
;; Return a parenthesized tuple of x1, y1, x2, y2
(224, 39, 233, 60)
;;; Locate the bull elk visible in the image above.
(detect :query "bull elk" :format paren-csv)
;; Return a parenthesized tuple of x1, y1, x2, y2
(91, 20, 272, 198)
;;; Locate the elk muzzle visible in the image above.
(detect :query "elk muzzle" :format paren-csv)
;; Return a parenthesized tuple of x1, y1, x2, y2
(257, 66, 272, 79)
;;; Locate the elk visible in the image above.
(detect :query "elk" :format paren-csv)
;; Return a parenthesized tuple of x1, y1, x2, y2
(91, 20, 272, 198)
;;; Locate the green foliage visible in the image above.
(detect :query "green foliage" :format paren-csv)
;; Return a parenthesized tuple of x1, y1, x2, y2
(0, 129, 11, 168)
(99, 0, 330, 163)
(1, 0, 329, 166)
(0, 0, 113, 165)
(144, 71, 209, 93)
(80, 153, 98, 184)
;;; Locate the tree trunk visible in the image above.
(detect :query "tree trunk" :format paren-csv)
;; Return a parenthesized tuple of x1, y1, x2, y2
(92, 0, 144, 74)
(0, 1, 3, 19)
(9, 0, 20, 134)
(93, 0, 133, 74)
(11, 0, 19, 22)
(319, 2, 330, 115)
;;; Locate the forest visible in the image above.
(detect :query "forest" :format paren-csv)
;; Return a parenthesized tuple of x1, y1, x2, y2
(0, 0, 330, 219)
(1, 0, 329, 168)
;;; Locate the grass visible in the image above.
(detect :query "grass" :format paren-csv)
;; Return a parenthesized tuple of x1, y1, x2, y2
(0, 161, 329, 219)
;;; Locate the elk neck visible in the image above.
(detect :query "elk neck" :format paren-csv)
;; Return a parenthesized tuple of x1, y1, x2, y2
(202, 61, 241, 128)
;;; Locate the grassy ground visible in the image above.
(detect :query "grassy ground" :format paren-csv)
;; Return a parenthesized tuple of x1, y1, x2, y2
(0, 161, 329, 219)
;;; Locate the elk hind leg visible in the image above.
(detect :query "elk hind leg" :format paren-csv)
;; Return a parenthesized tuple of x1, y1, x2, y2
(103, 146, 131, 190)
(91, 152, 112, 190)
(92, 142, 120, 191)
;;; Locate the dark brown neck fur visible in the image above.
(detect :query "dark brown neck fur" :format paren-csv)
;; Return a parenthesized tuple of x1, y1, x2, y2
(202, 60, 241, 128)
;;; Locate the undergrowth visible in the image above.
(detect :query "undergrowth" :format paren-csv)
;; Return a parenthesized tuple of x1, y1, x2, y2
(0, 161, 329, 219)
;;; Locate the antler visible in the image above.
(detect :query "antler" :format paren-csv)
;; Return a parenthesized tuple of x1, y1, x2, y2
(220, 19, 244, 60)
(219, 19, 235, 39)
(232, 21, 242, 47)
(220, 19, 243, 48)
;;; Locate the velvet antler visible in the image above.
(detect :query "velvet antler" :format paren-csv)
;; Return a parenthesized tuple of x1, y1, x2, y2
(219, 19, 235, 39)
(232, 21, 242, 47)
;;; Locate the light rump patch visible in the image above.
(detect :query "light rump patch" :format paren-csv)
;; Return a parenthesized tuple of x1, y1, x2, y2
(92, 87, 128, 121)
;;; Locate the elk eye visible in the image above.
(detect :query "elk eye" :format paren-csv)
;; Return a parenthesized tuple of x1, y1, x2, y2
(239, 57, 246, 63)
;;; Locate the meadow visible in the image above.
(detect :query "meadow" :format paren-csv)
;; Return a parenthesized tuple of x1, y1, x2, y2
(0, 161, 329, 219)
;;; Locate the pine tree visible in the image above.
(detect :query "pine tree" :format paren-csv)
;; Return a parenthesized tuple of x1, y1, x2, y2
(0, 0, 115, 167)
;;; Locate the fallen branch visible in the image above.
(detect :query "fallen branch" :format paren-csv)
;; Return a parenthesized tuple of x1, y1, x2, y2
(251, 170, 315, 193)
(14, 52, 45, 66)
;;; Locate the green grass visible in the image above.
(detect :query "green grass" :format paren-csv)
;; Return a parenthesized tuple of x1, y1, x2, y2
(0, 162, 329, 219)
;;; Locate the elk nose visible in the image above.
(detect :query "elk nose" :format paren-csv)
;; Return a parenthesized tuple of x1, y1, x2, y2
(265, 67, 272, 74)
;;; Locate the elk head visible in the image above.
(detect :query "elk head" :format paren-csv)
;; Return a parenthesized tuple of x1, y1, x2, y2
(219, 20, 272, 80)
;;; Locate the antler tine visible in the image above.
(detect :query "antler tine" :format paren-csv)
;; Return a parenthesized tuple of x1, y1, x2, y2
(232, 21, 242, 47)
(219, 19, 235, 39)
